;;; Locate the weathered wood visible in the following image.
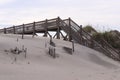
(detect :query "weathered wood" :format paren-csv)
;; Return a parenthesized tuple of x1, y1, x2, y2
(4, 28, 6, 34)
(48, 46, 56, 58)
(1, 17, 120, 61)
(47, 32, 52, 38)
(72, 40, 74, 52)
(13, 26, 16, 34)
(48, 37, 56, 58)
(53, 32, 57, 38)
(44, 19, 48, 37)
(56, 17, 60, 39)
(60, 31, 66, 39)
(25, 48, 27, 58)
(79, 25, 83, 44)
(64, 34, 68, 40)
(22, 24, 25, 39)
(68, 18, 72, 41)
(32, 22, 36, 37)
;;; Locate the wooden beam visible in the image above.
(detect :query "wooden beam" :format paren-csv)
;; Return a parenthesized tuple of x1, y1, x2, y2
(56, 17, 60, 39)
(43, 19, 48, 37)
(13, 26, 16, 34)
(47, 31, 52, 38)
(79, 25, 83, 44)
(32, 22, 36, 37)
(63, 34, 68, 40)
(72, 40, 74, 53)
(53, 32, 57, 38)
(60, 31, 66, 39)
(68, 18, 72, 41)
(4, 28, 6, 34)
(22, 24, 25, 39)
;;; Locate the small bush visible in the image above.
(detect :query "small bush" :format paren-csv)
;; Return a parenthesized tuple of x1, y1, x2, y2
(83, 25, 96, 33)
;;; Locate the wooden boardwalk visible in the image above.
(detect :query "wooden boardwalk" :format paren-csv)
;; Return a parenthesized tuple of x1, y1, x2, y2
(0, 17, 120, 61)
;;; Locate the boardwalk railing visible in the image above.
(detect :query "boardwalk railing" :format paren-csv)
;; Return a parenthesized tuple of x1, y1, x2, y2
(59, 18, 120, 61)
(0, 17, 120, 61)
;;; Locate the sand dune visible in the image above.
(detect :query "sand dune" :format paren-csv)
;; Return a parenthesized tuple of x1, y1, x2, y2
(0, 34, 120, 80)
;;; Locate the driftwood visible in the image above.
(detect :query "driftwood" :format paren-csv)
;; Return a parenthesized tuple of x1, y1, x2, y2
(48, 46, 56, 58)
(10, 47, 22, 54)
(63, 47, 72, 55)
(46, 37, 56, 58)
(4, 46, 27, 59)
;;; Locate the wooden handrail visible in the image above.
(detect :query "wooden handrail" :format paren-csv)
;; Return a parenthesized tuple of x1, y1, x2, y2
(0, 17, 119, 60)
(61, 18, 120, 60)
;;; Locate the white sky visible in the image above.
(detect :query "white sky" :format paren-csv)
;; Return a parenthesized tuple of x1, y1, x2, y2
(0, 0, 120, 31)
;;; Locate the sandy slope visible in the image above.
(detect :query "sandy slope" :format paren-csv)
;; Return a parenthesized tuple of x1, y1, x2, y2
(0, 34, 120, 80)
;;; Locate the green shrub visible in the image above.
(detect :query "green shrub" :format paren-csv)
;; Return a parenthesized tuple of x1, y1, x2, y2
(83, 25, 96, 33)
(83, 25, 120, 50)
(93, 31, 120, 49)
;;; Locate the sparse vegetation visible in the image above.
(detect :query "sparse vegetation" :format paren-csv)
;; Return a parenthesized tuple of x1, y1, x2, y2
(93, 31, 120, 49)
(84, 25, 120, 50)
(4, 46, 28, 64)
(92, 32, 103, 43)
(83, 25, 97, 33)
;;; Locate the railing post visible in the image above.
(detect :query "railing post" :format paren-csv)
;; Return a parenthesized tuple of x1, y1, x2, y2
(22, 24, 25, 39)
(68, 18, 72, 41)
(72, 40, 74, 53)
(56, 17, 60, 39)
(4, 28, 6, 34)
(44, 19, 48, 37)
(32, 22, 36, 37)
(13, 26, 16, 34)
(79, 25, 83, 44)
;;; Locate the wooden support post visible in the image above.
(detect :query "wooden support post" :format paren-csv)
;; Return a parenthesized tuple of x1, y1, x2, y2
(22, 24, 25, 39)
(79, 25, 83, 44)
(57, 27, 60, 39)
(68, 18, 72, 41)
(4, 28, 6, 34)
(47, 32, 52, 38)
(65, 34, 68, 40)
(13, 26, 16, 34)
(53, 48, 56, 58)
(25, 48, 27, 58)
(50, 36, 53, 44)
(44, 19, 48, 37)
(53, 33, 57, 38)
(32, 22, 36, 37)
(72, 40, 74, 53)
(60, 31, 66, 39)
(63, 34, 68, 40)
(56, 17, 60, 39)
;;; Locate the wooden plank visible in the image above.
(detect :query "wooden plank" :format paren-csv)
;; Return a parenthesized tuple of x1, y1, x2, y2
(44, 19, 48, 37)
(68, 18, 72, 41)
(56, 17, 60, 39)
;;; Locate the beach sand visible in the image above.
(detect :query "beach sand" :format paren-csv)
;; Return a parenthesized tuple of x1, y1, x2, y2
(0, 34, 120, 80)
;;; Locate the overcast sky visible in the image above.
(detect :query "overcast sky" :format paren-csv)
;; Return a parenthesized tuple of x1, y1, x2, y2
(0, 0, 120, 31)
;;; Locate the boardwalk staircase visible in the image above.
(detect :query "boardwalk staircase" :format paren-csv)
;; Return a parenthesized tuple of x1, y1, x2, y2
(58, 18, 120, 61)
(0, 17, 120, 61)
